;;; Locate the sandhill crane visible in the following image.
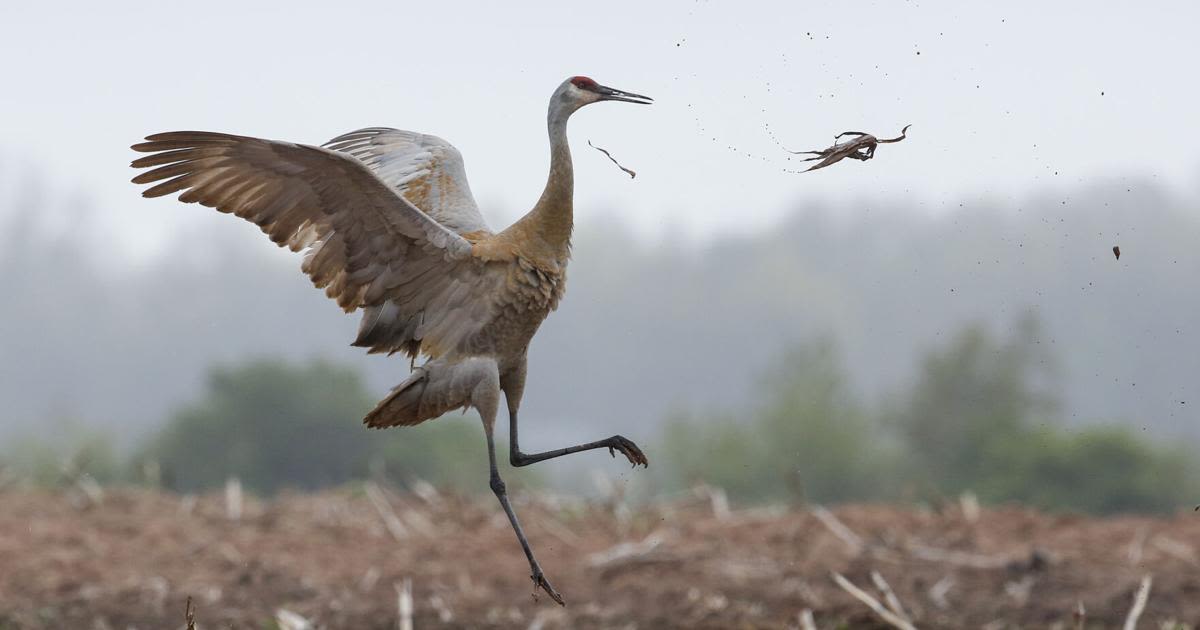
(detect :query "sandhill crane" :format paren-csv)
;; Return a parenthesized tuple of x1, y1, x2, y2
(130, 76, 652, 604)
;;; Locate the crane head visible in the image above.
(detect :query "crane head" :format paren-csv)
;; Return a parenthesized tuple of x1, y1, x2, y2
(556, 76, 653, 111)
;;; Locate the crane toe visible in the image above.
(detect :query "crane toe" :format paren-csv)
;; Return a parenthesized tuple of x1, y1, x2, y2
(607, 435, 649, 468)
(531, 570, 565, 606)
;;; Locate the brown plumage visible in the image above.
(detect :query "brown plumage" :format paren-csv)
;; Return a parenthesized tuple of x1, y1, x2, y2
(130, 76, 652, 606)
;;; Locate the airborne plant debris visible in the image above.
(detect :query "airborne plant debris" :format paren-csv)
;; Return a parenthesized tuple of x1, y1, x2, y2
(783, 125, 911, 172)
(588, 140, 637, 178)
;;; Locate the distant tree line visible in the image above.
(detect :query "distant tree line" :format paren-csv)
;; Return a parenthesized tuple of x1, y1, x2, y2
(654, 315, 1197, 514)
(0, 359, 536, 495)
(2, 314, 1193, 514)
(5, 174, 1200, 459)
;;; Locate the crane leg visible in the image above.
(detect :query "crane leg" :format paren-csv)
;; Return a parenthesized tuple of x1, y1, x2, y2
(485, 422, 564, 605)
(507, 410, 649, 468)
(386, 357, 563, 604)
(499, 364, 648, 469)
(466, 360, 563, 606)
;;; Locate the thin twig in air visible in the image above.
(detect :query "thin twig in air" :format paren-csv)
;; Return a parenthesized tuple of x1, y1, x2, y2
(588, 140, 637, 178)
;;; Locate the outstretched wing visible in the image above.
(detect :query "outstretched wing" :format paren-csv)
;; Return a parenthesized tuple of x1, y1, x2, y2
(323, 128, 490, 236)
(130, 131, 501, 359)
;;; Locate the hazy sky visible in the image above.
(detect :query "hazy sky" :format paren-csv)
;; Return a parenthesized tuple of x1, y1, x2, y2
(2, 0, 1198, 261)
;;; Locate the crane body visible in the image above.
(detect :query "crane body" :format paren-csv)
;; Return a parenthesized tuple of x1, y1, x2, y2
(130, 76, 652, 604)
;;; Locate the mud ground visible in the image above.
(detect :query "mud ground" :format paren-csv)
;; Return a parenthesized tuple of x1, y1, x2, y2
(1, 487, 1198, 628)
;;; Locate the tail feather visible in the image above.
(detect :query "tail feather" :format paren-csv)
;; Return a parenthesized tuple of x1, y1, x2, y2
(364, 357, 497, 429)
(364, 369, 434, 428)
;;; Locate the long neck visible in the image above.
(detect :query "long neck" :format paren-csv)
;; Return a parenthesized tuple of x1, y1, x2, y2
(515, 104, 574, 261)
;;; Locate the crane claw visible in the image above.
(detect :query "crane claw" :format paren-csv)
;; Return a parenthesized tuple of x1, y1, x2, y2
(606, 435, 649, 468)
(531, 570, 565, 606)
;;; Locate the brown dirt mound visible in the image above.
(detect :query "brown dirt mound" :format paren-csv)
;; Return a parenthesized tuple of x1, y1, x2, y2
(1, 486, 1198, 628)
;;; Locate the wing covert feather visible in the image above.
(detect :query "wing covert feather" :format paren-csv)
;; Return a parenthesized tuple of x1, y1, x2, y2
(130, 131, 500, 359)
(324, 128, 490, 236)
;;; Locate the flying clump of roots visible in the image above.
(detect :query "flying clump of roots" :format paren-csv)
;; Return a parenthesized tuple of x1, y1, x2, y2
(784, 124, 911, 172)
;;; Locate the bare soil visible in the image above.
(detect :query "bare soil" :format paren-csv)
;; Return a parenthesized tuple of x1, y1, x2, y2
(1, 486, 1198, 629)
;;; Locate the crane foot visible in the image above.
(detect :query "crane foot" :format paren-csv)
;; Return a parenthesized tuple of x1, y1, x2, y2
(607, 435, 649, 468)
(531, 569, 565, 606)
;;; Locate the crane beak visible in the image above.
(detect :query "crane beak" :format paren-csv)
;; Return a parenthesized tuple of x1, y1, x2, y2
(594, 84, 653, 105)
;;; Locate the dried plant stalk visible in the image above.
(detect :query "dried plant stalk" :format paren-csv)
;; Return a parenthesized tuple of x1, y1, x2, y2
(832, 572, 918, 630)
(1122, 575, 1152, 630)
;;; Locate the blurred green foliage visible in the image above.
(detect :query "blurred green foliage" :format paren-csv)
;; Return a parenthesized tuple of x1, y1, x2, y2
(6, 326, 1192, 515)
(135, 358, 524, 495)
(140, 359, 373, 493)
(890, 316, 1196, 513)
(0, 422, 122, 486)
(979, 425, 1193, 514)
(657, 339, 891, 504)
(658, 318, 1197, 514)
(888, 315, 1055, 497)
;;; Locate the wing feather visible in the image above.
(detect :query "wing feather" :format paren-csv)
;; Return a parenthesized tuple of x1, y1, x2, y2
(130, 131, 500, 359)
(324, 128, 490, 235)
